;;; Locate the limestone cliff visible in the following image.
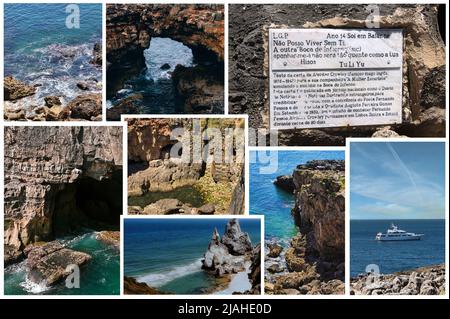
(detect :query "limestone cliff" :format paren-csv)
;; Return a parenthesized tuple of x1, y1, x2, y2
(4, 126, 123, 265)
(127, 118, 245, 214)
(267, 160, 345, 295)
(292, 160, 345, 260)
(229, 4, 446, 145)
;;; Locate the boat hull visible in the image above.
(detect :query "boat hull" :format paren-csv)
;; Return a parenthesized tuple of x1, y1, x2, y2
(376, 235, 423, 241)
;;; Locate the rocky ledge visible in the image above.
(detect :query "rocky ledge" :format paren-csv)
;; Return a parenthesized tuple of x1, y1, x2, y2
(351, 264, 445, 295)
(266, 160, 345, 295)
(96, 231, 120, 250)
(24, 241, 91, 287)
(129, 199, 216, 215)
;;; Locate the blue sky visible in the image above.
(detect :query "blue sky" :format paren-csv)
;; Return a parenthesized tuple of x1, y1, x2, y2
(350, 142, 445, 220)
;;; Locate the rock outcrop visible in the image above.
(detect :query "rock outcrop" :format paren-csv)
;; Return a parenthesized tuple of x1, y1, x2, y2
(221, 219, 253, 255)
(229, 4, 446, 145)
(4, 126, 123, 265)
(291, 160, 345, 260)
(124, 276, 167, 295)
(273, 175, 295, 193)
(351, 264, 445, 295)
(96, 231, 120, 250)
(202, 219, 258, 282)
(267, 160, 345, 295)
(4, 76, 36, 101)
(202, 227, 246, 276)
(106, 4, 224, 66)
(59, 93, 102, 121)
(24, 241, 91, 287)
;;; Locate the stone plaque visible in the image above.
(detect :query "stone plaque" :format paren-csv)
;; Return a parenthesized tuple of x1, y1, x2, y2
(269, 29, 403, 130)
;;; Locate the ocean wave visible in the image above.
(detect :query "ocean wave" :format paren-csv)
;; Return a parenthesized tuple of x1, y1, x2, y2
(20, 276, 51, 294)
(136, 259, 203, 287)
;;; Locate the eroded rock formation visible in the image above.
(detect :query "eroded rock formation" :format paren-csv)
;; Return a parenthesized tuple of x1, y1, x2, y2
(4, 126, 123, 265)
(292, 160, 345, 260)
(266, 160, 345, 295)
(202, 219, 258, 285)
(106, 4, 225, 117)
(351, 264, 445, 295)
(127, 118, 245, 214)
(229, 4, 446, 145)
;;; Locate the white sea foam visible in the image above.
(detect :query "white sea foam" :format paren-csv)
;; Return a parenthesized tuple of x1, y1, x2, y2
(20, 276, 50, 294)
(144, 37, 194, 81)
(136, 259, 203, 287)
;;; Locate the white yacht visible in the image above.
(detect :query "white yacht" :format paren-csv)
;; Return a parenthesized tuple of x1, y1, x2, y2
(375, 224, 424, 241)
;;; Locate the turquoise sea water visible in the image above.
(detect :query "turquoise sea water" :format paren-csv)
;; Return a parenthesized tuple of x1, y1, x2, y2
(351, 219, 445, 277)
(249, 150, 345, 242)
(4, 232, 120, 295)
(124, 219, 261, 294)
(4, 3, 102, 103)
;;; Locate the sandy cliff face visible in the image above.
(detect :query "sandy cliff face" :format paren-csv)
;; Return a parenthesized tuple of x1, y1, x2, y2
(4, 126, 123, 265)
(229, 4, 446, 144)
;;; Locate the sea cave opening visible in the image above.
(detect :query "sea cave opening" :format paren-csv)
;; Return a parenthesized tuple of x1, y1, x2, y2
(52, 170, 123, 237)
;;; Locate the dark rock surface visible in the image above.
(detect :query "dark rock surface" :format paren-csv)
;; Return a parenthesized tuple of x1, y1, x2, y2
(273, 175, 294, 193)
(229, 4, 446, 144)
(221, 219, 253, 255)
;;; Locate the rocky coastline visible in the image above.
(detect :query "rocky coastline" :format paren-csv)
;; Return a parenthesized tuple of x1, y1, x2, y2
(351, 264, 445, 295)
(4, 43, 102, 121)
(106, 4, 224, 119)
(4, 126, 122, 290)
(127, 118, 245, 215)
(265, 160, 345, 295)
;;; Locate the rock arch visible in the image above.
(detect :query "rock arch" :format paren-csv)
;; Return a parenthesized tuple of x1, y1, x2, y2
(106, 4, 225, 118)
